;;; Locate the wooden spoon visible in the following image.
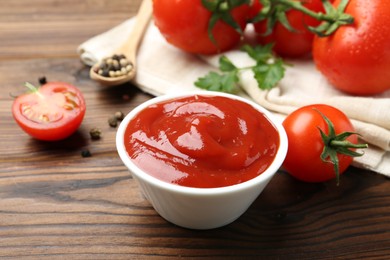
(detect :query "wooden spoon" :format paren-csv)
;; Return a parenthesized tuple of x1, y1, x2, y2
(89, 0, 153, 86)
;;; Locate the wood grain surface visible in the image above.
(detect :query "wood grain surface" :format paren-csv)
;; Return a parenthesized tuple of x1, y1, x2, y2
(0, 0, 389, 259)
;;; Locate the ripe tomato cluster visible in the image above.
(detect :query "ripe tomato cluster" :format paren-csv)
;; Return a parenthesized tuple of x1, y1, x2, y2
(153, 0, 390, 95)
(153, 0, 373, 183)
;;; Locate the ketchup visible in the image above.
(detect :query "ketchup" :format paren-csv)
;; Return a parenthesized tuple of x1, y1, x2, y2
(124, 95, 279, 188)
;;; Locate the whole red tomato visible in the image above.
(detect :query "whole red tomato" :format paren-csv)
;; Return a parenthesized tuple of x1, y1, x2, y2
(251, 0, 325, 58)
(153, 0, 251, 55)
(282, 104, 360, 183)
(12, 82, 86, 141)
(313, 0, 390, 95)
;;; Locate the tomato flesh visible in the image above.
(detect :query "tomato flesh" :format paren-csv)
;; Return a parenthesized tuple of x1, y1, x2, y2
(12, 82, 86, 141)
(282, 104, 357, 183)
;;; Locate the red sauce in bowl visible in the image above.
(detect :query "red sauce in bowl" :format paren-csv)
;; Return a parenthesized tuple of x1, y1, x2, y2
(124, 95, 280, 188)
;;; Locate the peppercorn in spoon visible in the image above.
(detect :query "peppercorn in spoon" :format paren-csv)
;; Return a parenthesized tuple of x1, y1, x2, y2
(90, 0, 152, 86)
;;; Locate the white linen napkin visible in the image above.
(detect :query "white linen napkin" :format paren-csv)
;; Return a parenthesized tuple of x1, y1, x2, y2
(77, 18, 390, 176)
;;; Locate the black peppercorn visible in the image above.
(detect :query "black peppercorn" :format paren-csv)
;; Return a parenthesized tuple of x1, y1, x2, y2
(114, 111, 124, 121)
(38, 76, 47, 85)
(89, 128, 102, 140)
(95, 54, 133, 78)
(108, 116, 118, 127)
(81, 149, 92, 157)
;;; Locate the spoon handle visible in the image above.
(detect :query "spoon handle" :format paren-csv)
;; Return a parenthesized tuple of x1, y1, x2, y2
(117, 0, 153, 61)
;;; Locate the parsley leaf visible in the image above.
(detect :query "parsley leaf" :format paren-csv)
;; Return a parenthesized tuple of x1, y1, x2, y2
(195, 44, 286, 93)
(195, 70, 239, 93)
(219, 55, 237, 72)
(252, 56, 285, 90)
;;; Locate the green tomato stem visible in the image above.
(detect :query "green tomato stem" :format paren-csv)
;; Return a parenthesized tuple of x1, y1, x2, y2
(278, 0, 323, 19)
(277, 0, 353, 22)
(258, 0, 354, 36)
(219, 1, 229, 11)
(315, 108, 368, 185)
(330, 140, 368, 149)
(25, 82, 44, 99)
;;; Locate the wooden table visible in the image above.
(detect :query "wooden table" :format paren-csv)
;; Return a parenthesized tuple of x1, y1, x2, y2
(1, 0, 389, 258)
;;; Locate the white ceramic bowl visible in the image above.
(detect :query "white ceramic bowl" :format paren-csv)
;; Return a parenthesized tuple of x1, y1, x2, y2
(116, 91, 288, 229)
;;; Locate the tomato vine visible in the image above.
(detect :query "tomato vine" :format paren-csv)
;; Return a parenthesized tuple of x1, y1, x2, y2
(203, 0, 354, 40)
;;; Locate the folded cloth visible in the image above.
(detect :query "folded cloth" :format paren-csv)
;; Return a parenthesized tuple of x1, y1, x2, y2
(77, 18, 390, 176)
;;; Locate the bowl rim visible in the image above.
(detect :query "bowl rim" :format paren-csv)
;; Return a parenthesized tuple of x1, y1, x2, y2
(116, 91, 288, 196)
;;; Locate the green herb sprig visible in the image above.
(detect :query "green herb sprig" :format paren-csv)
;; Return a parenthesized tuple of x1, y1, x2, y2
(195, 44, 286, 93)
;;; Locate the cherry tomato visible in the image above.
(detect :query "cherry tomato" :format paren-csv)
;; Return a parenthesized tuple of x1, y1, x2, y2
(282, 104, 358, 183)
(12, 82, 86, 141)
(153, 0, 251, 55)
(313, 0, 390, 95)
(251, 0, 325, 58)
